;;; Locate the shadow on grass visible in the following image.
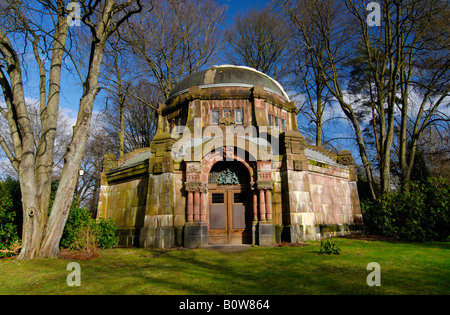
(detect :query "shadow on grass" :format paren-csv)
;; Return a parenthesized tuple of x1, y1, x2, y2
(2, 239, 449, 295)
(85, 247, 378, 295)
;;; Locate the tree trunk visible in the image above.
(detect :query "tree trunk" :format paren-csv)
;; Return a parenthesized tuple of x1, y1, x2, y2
(8, 0, 143, 260)
(38, 36, 107, 257)
(119, 100, 125, 156)
(316, 122, 322, 147)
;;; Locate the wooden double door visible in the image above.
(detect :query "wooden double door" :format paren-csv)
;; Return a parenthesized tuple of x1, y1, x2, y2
(208, 187, 252, 244)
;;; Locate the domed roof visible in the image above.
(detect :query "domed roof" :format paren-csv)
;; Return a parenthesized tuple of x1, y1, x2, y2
(168, 65, 290, 102)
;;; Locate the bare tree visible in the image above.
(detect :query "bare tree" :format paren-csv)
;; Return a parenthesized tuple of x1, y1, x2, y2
(0, 98, 73, 179)
(102, 80, 160, 153)
(0, 0, 142, 259)
(278, 0, 449, 197)
(225, 7, 291, 81)
(283, 3, 335, 147)
(275, 0, 379, 198)
(100, 31, 134, 156)
(420, 125, 450, 181)
(75, 117, 117, 212)
(344, 0, 450, 191)
(123, 0, 226, 100)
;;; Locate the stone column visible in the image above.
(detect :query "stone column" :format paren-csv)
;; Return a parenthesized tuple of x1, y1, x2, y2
(259, 189, 266, 221)
(193, 191, 200, 222)
(200, 192, 207, 222)
(257, 181, 275, 246)
(187, 191, 194, 222)
(252, 190, 258, 221)
(184, 182, 208, 248)
(265, 189, 272, 221)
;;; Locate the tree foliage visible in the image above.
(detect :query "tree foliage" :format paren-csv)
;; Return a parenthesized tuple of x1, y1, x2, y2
(61, 206, 119, 251)
(0, 0, 142, 260)
(361, 177, 450, 241)
(0, 177, 21, 257)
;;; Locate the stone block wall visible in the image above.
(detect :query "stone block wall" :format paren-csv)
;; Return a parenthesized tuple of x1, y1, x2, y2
(282, 163, 362, 242)
(139, 171, 185, 248)
(97, 176, 148, 247)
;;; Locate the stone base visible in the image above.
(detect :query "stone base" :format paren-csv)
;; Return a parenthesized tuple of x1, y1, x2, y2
(319, 224, 363, 239)
(282, 224, 304, 243)
(117, 228, 141, 247)
(283, 223, 364, 242)
(139, 226, 175, 249)
(184, 222, 209, 249)
(257, 221, 276, 246)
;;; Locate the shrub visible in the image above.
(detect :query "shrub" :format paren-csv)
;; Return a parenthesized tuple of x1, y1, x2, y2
(61, 206, 119, 252)
(61, 205, 92, 249)
(0, 192, 19, 258)
(96, 217, 120, 249)
(319, 239, 341, 255)
(361, 177, 450, 241)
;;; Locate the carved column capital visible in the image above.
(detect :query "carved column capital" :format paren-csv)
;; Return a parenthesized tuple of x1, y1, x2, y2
(337, 150, 354, 166)
(185, 182, 208, 193)
(257, 180, 273, 190)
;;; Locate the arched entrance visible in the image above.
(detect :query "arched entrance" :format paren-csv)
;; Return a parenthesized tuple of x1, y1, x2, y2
(207, 161, 252, 244)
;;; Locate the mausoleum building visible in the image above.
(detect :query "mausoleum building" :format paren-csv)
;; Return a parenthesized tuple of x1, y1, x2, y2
(97, 65, 362, 248)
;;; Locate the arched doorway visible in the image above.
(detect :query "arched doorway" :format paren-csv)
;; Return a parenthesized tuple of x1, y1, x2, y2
(207, 161, 252, 244)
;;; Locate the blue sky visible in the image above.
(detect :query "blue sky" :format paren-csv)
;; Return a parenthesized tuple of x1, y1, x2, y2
(0, 0, 373, 171)
(57, 0, 275, 114)
(55, 0, 360, 159)
(218, 0, 272, 25)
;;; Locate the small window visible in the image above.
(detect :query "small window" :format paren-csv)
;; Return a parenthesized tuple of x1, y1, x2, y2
(235, 109, 243, 124)
(274, 116, 279, 129)
(234, 192, 246, 204)
(212, 193, 224, 204)
(268, 114, 272, 127)
(211, 110, 219, 124)
(281, 118, 286, 132)
(223, 109, 231, 118)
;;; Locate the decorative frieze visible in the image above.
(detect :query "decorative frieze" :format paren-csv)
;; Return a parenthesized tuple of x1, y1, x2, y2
(257, 180, 273, 190)
(337, 150, 354, 166)
(293, 160, 303, 171)
(280, 130, 306, 155)
(185, 182, 208, 193)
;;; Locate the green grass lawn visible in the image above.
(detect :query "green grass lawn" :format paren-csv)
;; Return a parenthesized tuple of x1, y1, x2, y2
(0, 238, 449, 295)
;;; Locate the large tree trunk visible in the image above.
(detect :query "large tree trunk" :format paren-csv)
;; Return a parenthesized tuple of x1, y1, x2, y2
(39, 91, 99, 258)
(0, 0, 143, 260)
(37, 16, 111, 258)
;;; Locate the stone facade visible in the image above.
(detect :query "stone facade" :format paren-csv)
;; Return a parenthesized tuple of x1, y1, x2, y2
(97, 65, 362, 248)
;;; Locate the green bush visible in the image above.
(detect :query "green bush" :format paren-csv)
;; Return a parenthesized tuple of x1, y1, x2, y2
(0, 192, 19, 258)
(61, 205, 93, 249)
(96, 217, 120, 250)
(361, 177, 450, 241)
(0, 177, 23, 258)
(319, 239, 341, 255)
(61, 206, 119, 251)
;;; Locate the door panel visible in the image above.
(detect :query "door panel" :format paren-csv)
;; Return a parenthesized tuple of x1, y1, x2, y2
(208, 190, 228, 244)
(210, 204, 226, 229)
(208, 188, 250, 245)
(232, 204, 246, 229)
